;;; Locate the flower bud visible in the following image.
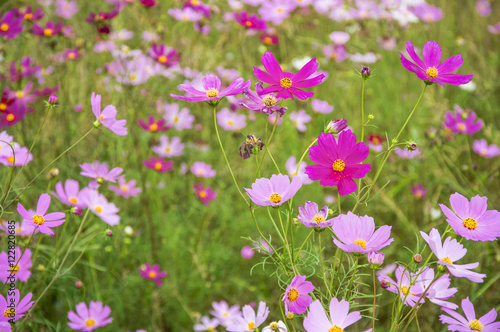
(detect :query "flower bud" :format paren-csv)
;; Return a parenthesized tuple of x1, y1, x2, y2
(361, 66, 371, 79)
(124, 226, 134, 236)
(368, 251, 385, 269)
(48, 94, 58, 105)
(380, 279, 390, 289)
(292, 218, 300, 226)
(106, 230, 113, 237)
(407, 142, 417, 151)
(286, 312, 294, 320)
(47, 168, 59, 179)
(37, 264, 45, 272)
(75, 280, 82, 289)
(413, 254, 422, 263)
(96, 176, 104, 184)
(328, 208, 334, 217)
(437, 264, 447, 273)
(368, 114, 374, 120)
(74, 104, 83, 112)
(71, 206, 82, 216)
(269, 321, 280, 331)
(325, 119, 347, 135)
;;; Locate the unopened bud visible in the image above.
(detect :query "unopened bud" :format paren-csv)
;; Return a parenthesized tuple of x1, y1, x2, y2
(392, 138, 398, 144)
(75, 280, 82, 289)
(368, 251, 385, 269)
(328, 208, 334, 217)
(96, 177, 104, 184)
(71, 206, 82, 216)
(408, 142, 417, 151)
(106, 230, 113, 237)
(48, 94, 58, 105)
(380, 279, 390, 289)
(269, 322, 280, 331)
(286, 312, 294, 320)
(413, 254, 422, 263)
(292, 218, 300, 226)
(124, 226, 134, 236)
(368, 114, 374, 120)
(47, 168, 59, 179)
(437, 264, 447, 273)
(361, 66, 371, 79)
(325, 119, 347, 135)
(37, 264, 45, 272)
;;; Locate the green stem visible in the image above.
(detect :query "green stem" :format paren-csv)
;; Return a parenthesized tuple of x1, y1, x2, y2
(256, 115, 278, 178)
(318, 233, 331, 298)
(331, 250, 344, 292)
(277, 206, 296, 274)
(294, 229, 314, 263)
(357, 79, 366, 200)
(373, 269, 377, 332)
(347, 256, 360, 300)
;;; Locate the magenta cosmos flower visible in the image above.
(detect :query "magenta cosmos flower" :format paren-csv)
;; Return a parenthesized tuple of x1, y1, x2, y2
(17, 193, 65, 236)
(298, 201, 334, 228)
(31, 21, 64, 37)
(332, 212, 393, 254)
(420, 228, 486, 283)
(138, 115, 171, 132)
(0, 290, 34, 323)
(193, 183, 217, 206)
(439, 192, 500, 241)
(443, 105, 483, 135)
(227, 302, 269, 332)
(399, 40, 473, 86)
(138, 263, 167, 288)
(245, 174, 302, 207)
(234, 11, 267, 30)
(91, 92, 127, 136)
(148, 43, 180, 67)
(303, 298, 362, 332)
(0, 10, 24, 40)
(411, 183, 428, 199)
(170, 73, 250, 104)
(254, 52, 325, 100)
(282, 275, 315, 315)
(440, 297, 500, 332)
(0, 247, 32, 283)
(473, 139, 500, 158)
(67, 301, 113, 331)
(143, 156, 174, 173)
(305, 130, 371, 196)
(241, 82, 287, 116)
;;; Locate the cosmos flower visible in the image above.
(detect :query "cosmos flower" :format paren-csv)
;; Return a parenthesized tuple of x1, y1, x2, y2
(63, 49, 80, 61)
(325, 119, 348, 136)
(0, 290, 34, 323)
(0, 220, 35, 237)
(191, 161, 216, 178)
(31, 21, 64, 37)
(323, 44, 349, 62)
(240, 135, 264, 159)
(171, 73, 250, 104)
(297, 201, 334, 228)
(109, 178, 142, 198)
(234, 11, 267, 30)
(194, 316, 220, 332)
(442, 105, 483, 135)
(138, 115, 171, 132)
(53, 179, 88, 208)
(258, 1, 294, 25)
(311, 99, 334, 114)
(378, 265, 426, 307)
(91, 92, 127, 136)
(241, 82, 287, 116)
(394, 147, 421, 159)
(80, 161, 124, 188)
(290, 110, 311, 132)
(217, 108, 246, 131)
(413, 267, 458, 309)
(81, 189, 120, 226)
(17, 193, 65, 236)
(411, 184, 428, 199)
(168, 7, 203, 22)
(332, 212, 393, 254)
(439, 192, 500, 241)
(259, 33, 278, 45)
(0, 10, 24, 40)
(475, 0, 492, 16)
(282, 275, 315, 314)
(440, 297, 500, 332)
(329, 31, 350, 45)
(399, 40, 473, 86)
(19, 6, 45, 21)
(412, 3, 444, 22)
(0, 247, 32, 283)
(210, 301, 241, 328)
(262, 321, 287, 332)
(138, 263, 167, 288)
(56, 0, 79, 19)
(367, 134, 385, 152)
(368, 251, 385, 269)
(152, 135, 184, 157)
(143, 156, 174, 173)
(488, 22, 500, 34)
(241, 246, 254, 260)
(0, 143, 33, 166)
(285, 156, 312, 185)
(473, 139, 500, 158)
(420, 228, 486, 283)
(148, 43, 180, 67)
(244, 174, 302, 207)
(67, 301, 113, 331)
(227, 302, 269, 332)
(161, 102, 194, 130)
(303, 298, 362, 332)
(253, 52, 325, 100)
(304, 130, 371, 196)
(193, 183, 217, 206)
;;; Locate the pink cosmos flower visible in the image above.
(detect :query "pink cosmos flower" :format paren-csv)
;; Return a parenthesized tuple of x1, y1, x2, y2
(0, 10, 24, 40)
(443, 105, 483, 135)
(193, 183, 217, 206)
(161, 102, 194, 131)
(378, 265, 425, 307)
(367, 134, 385, 152)
(56, 0, 79, 19)
(152, 135, 184, 157)
(148, 43, 180, 67)
(234, 11, 267, 30)
(241, 246, 255, 260)
(488, 22, 500, 34)
(241, 82, 287, 116)
(170, 73, 250, 104)
(329, 31, 350, 45)
(254, 238, 274, 255)
(138, 115, 171, 132)
(0, 220, 35, 237)
(368, 251, 385, 268)
(290, 110, 311, 132)
(311, 99, 334, 114)
(473, 139, 500, 158)
(260, 33, 279, 45)
(217, 108, 246, 131)
(140, 0, 156, 7)
(394, 147, 421, 159)
(210, 301, 241, 328)
(413, 267, 458, 309)
(332, 212, 393, 254)
(0, 143, 33, 166)
(475, 0, 492, 16)
(0, 247, 32, 283)
(298, 201, 334, 228)
(53, 179, 87, 208)
(5, 81, 36, 105)
(253, 52, 325, 100)
(303, 298, 362, 332)
(439, 192, 500, 241)
(17, 193, 65, 236)
(91, 92, 127, 136)
(304, 130, 371, 196)
(285, 156, 312, 185)
(138, 263, 167, 287)
(81, 189, 120, 226)
(245, 174, 302, 207)
(143, 156, 174, 173)
(282, 275, 315, 315)
(168, 7, 203, 21)
(67, 301, 113, 331)
(18, 6, 45, 21)
(323, 44, 349, 63)
(63, 48, 80, 61)
(80, 161, 124, 188)
(412, 3, 444, 22)
(258, 1, 293, 25)
(194, 316, 220, 331)
(411, 183, 428, 199)
(0, 290, 34, 323)
(399, 40, 473, 86)
(109, 178, 142, 198)
(191, 161, 216, 178)
(226, 302, 269, 332)
(31, 21, 64, 37)
(420, 228, 486, 283)
(440, 297, 500, 332)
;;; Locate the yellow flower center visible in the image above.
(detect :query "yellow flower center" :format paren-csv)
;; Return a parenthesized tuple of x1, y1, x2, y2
(16, 228, 22, 233)
(269, 322, 280, 330)
(148, 271, 157, 279)
(24, 13, 33, 20)
(32, 215, 45, 225)
(469, 319, 484, 331)
(426, 66, 438, 78)
(44, 28, 53, 36)
(0, 103, 7, 111)
(10, 265, 19, 273)
(0, 23, 9, 32)
(173, 116, 179, 123)
(95, 206, 103, 213)
(280, 77, 292, 89)
(199, 190, 207, 198)
(154, 162, 162, 170)
(6, 114, 15, 122)
(463, 217, 478, 230)
(165, 147, 171, 153)
(332, 159, 345, 172)
(263, 36, 273, 45)
(458, 123, 466, 131)
(191, 0, 199, 5)
(68, 52, 76, 60)
(120, 185, 129, 192)
(288, 288, 299, 301)
(16, 91, 25, 99)
(270, 193, 282, 204)
(372, 137, 380, 144)
(158, 55, 167, 63)
(149, 123, 158, 131)
(99, 115, 105, 119)
(248, 322, 256, 330)
(313, 214, 325, 224)
(354, 238, 367, 248)
(208, 327, 215, 332)
(223, 312, 228, 317)
(85, 319, 96, 327)
(480, 149, 487, 156)
(330, 326, 343, 332)
(262, 94, 277, 107)
(206, 88, 219, 98)
(227, 120, 234, 126)
(69, 197, 78, 204)
(245, 20, 253, 27)
(7, 156, 15, 163)
(4, 309, 15, 318)
(401, 286, 415, 296)
(129, 74, 137, 81)
(442, 256, 453, 265)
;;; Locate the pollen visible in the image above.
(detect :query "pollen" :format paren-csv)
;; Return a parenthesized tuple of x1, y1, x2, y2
(442, 256, 453, 265)
(7, 156, 14, 163)
(173, 116, 179, 123)
(269, 193, 282, 204)
(67, 52, 76, 60)
(10, 265, 19, 273)
(206, 88, 219, 98)
(330, 326, 343, 332)
(85, 319, 96, 327)
(44, 28, 53, 36)
(69, 197, 78, 204)
(154, 162, 162, 171)
(0, 103, 7, 111)
(332, 159, 345, 172)
(458, 123, 466, 132)
(354, 238, 367, 248)
(244, 20, 253, 27)
(313, 214, 325, 224)
(4, 309, 15, 318)
(148, 271, 157, 279)
(6, 114, 15, 122)
(280, 77, 292, 89)
(32, 215, 45, 225)
(165, 147, 172, 153)
(463, 217, 478, 230)
(120, 185, 129, 192)
(95, 206, 103, 213)
(401, 286, 415, 296)
(158, 55, 167, 64)
(149, 123, 158, 132)
(248, 322, 256, 330)
(262, 94, 277, 107)
(199, 190, 207, 198)
(263, 37, 273, 45)
(469, 319, 484, 331)
(372, 137, 380, 144)
(269, 322, 280, 330)
(129, 74, 137, 81)
(99, 115, 106, 119)
(0, 23, 9, 32)
(288, 288, 299, 301)
(426, 66, 438, 78)
(227, 120, 234, 126)
(16, 91, 25, 99)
